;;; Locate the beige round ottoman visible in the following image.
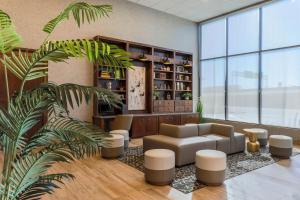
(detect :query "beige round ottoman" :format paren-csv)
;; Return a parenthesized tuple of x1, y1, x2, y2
(144, 149, 175, 185)
(109, 130, 129, 149)
(195, 150, 226, 186)
(244, 128, 268, 146)
(269, 135, 293, 158)
(101, 134, 124, 159)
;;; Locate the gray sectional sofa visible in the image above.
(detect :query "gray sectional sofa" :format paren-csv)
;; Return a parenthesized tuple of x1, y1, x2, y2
(143, 123, 245, 166)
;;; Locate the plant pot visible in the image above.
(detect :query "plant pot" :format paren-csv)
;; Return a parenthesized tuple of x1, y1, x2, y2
(185, 97, 190, 100)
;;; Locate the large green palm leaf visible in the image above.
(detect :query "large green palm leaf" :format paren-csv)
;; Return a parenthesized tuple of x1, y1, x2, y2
(25, 117, 107, 157)
(23, 82, 121, 116)
(0, 10, 21, 53)
(17, 173, 74, 200)
(43, 3, 112, 34)
(1, 40, 131, 91)
(7, 148, 74, 199)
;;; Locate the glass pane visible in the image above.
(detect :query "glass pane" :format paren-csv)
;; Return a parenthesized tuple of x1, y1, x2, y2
(228, 9, 259, 55)
(228, 54, 259, 123)
(201, 58, 226, 119)
(262, 0, 300, 50)
(262, 47, 300, 128)
(201, 19, 226, 59)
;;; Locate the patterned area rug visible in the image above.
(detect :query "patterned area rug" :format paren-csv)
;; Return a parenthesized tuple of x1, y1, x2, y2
(118, 146, 299, 194)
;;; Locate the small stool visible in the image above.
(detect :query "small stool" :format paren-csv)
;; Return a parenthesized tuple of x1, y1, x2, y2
(109, 130, 129, 149)
(195, 150, 226, 186)
(144, 149, 175, 185)
(101, 134, 124, 159)
(244, 128, 268, 146)
(269, 135, 293, 158)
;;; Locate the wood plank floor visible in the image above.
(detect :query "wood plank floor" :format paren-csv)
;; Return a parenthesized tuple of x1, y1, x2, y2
(5, 139, 300, 200)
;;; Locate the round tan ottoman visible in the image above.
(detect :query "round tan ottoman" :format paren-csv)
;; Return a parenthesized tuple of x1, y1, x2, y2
(109, 130, 129, 149)
(195, 150, 226, 186)
(244, 128, 268, 146)
(144, 149, 175, 185)
(269, 135, 293, 158)
(101, 134, 124, 159)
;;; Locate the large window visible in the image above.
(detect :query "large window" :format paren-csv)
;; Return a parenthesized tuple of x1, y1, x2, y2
(228, 54, 259, 123)
(262, 47, 300, 128)
(201, 59, 226, 119)
(200, 0, 300, 128)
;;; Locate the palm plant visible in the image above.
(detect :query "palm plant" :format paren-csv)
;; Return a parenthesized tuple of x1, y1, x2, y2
(196, 97, 204, 123)
(0, 2, 132, 200)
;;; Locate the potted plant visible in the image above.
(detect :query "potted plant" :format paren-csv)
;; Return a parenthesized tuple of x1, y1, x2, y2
(196, 97, 205, 123)
(153, 91, 160, 100)
(0, 2, 131, 199)
(182, 92, 192, 100)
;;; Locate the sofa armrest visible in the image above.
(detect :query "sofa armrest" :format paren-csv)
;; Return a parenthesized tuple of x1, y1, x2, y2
(211, 123, 234, 138)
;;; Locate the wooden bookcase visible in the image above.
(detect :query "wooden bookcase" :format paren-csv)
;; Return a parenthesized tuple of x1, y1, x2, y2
(93, 36, 193, 117)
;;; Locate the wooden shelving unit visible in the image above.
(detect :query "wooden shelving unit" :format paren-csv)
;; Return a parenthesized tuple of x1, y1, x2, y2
(93, 36, 193, 116)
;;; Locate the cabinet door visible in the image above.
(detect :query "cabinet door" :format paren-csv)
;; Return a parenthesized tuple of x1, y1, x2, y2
(131, 117, 146, 138)
(159, 115, 181, 125)
(180, 114, 199, 125)
(145, 116, 158, 135)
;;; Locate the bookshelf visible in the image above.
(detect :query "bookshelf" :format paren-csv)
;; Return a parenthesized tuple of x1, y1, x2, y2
(93, 36, 193, 116)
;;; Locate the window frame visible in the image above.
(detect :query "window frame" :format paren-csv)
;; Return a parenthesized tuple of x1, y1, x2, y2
(199, 0, 300, 129)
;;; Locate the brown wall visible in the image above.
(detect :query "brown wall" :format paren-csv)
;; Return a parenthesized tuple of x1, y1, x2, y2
(0, 0, 198, 121)
(206, 118, 300, 142)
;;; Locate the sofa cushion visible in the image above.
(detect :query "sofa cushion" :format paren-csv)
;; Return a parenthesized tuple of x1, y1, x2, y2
(202, 134, 230, 154)
(159, 123, 198, 138)
(198, 123, 212, 136)
(211, 123, 234, 138)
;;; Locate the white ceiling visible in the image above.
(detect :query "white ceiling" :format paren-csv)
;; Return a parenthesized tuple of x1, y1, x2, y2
(127, 0, 265, 22)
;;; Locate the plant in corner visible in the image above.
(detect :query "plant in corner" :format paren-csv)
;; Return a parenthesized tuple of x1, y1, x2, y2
(0, 2, 132, 200)
(196, 97, 205, 123)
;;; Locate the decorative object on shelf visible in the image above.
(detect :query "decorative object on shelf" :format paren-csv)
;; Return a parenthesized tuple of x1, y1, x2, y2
(114, 69, 121, 79)
(119, 86, 125, 91)
(162, 57, 172, 65)
(101, 71, 111, 78)
(176, 82, 180, 90)
(128, 66, 146, 110)
(139, 52, 148, 61)
(153, 91, 160, 100)
(166, 66, 171, 71)
(183, 60, 192, 67)
(185, 76, 190, 81)
(166, 92, 172, 100)
(177, 66, 184, 72)
(186, 86, 191, 91)
(182, 92, 192, 100)
(180, 82, 184, 90)
(167, 84, 171, 90)
(159, 73, 167, 79)
(106, 81, 112, 90)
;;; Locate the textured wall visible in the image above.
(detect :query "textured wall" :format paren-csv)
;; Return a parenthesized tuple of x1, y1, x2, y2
(0, 0, 198, 121)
